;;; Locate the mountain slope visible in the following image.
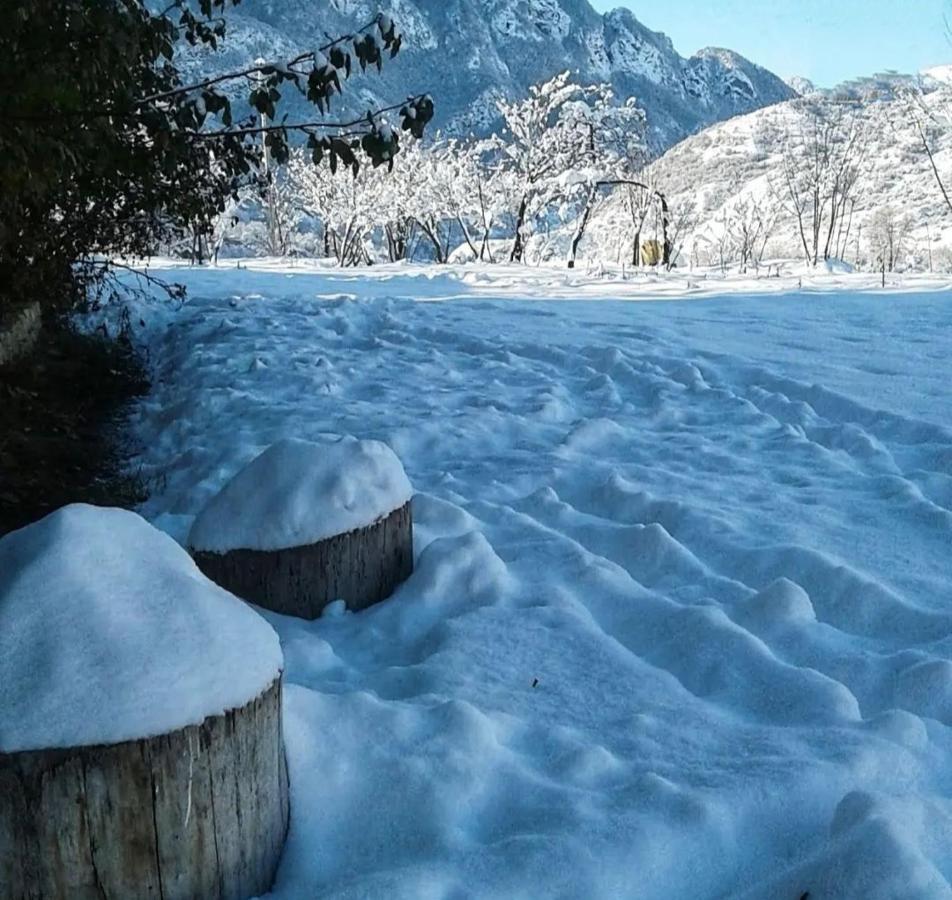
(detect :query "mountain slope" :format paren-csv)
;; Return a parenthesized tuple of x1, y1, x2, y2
(576, 82, 952, 271)
(186, 0, 795, 149)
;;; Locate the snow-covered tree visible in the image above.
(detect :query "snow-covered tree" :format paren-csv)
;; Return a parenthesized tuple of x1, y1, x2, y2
(708, 206, 738, 272)
(495, 72, 646, 264)
(621, 171, 658, 267)
(866, 205, 912, 273)
(764, 101, 867, 265)
(441, 139, 514, 263)
(727, 196, 779, 272)
(561, 92, 648, 267)
(288, 152, 379, 265)
(401, 140, 478, 263)
(287, 137, 500, 265)
(447, 139, 518, 263)
(661, 197, 697, 270)
(277, 75, 653, 270)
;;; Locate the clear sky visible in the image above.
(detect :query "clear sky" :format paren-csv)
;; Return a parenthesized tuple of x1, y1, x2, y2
(589, 0, 951, 87)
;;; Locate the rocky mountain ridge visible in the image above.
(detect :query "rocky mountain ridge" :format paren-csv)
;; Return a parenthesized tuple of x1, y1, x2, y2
(186, 0, 795, 149)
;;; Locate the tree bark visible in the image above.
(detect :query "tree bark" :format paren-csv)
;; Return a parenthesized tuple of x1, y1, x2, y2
(415, 219, 447, 264)
(660, 193, 672, 268)
(194, 501, 413, 620)
(456, 215, 479, 261)
(567, 184, 598, 269)
(0, 679, 289, 900)
(509, 195, 529, 263)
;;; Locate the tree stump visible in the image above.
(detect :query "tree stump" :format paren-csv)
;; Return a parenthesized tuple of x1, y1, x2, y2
(188, 437, 415, 619)
(194, 500, 413, 618)
(0, 505, 289, 900)
(0, 679, 288, 900)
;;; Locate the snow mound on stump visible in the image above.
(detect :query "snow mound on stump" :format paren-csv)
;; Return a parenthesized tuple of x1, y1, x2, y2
(0, 504, 282, 753)
(188, 437, 413, 553)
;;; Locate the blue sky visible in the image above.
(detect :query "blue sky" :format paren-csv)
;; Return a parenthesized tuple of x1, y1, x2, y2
(589, 0, 951, 86)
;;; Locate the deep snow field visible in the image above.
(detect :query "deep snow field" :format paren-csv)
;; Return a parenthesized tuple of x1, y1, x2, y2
(123, 260, 952, 899)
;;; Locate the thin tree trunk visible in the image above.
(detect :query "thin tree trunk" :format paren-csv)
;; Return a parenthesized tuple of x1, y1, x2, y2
(510, 195, 529, 263)
(415, 218, 447, 264)
(823, 190, 840, 261)
(660, 194, 672, 268)
(568, 185, 598, 269)
(456, 215, 479, 259)
(916, 118, 952, 215)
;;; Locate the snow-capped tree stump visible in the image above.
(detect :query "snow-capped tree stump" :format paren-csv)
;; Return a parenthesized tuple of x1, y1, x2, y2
(0, 506, 289, 900)
(188, 438, 414, 619)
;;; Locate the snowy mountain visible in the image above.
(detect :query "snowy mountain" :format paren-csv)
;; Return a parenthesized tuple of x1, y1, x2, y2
(785, 75, 816, 96)
(189, 0, 795, 149)
(583, 83, 952, 271)
(922, 64, 952, 87)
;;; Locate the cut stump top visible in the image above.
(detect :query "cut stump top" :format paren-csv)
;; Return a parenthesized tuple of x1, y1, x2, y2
(188, 437, 413, 553)
(0, 504, 283, 753)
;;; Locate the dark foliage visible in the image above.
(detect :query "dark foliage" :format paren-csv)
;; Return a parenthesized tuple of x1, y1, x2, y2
(0, 0, 434, 315)
(0, 324, 150, 535)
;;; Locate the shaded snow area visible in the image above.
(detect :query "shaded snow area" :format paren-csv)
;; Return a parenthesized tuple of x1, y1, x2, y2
(0, 505, 282, 752)
(188, 437, 412, 552)
(126, 262, 952, 898)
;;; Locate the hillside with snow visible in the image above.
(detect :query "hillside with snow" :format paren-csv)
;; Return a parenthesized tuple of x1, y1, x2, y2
(584, 82, 952, 271)
(183, 0, 795, 149)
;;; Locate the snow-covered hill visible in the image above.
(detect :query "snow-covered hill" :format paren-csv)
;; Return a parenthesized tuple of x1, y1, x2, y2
(186, 0, 795, 149)
(585, 83, 952, 271)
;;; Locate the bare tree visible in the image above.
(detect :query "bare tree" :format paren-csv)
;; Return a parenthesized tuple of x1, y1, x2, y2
(661, 197, 696, 270)
(767, 101, 867, 265)
(564, 100, 648, 268)
(728, 197, 779, 272)
(714, 208, 737, 272)
(618, 165, 666, 267)
(575, 176, 675, 269)
(898, 80, 952, 216)
(866, 205, 912, 272)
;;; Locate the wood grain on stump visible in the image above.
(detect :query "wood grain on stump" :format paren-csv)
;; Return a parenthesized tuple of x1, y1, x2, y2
(0, 677, 289, 900)
(194, 500, 413, 619)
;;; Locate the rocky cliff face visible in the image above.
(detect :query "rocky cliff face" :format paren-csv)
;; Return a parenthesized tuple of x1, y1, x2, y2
(190, 0, 795, 150)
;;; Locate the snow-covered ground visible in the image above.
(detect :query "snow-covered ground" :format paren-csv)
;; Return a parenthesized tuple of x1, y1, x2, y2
(125, 261, 952, 898)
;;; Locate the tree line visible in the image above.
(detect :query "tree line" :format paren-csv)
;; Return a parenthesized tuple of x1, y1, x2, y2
(189, 72, 692, 271)
(190, 73, 952, 276)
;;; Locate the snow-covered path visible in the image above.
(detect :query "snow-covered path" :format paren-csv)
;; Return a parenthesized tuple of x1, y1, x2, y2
(129, 264, 952, 898)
